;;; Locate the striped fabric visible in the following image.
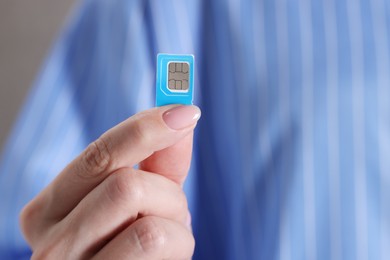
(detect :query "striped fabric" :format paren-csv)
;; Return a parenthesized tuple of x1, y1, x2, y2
(1, 0, 390, 259)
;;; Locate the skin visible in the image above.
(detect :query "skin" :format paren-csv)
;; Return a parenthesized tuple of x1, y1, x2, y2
(20, 105, 200, 259)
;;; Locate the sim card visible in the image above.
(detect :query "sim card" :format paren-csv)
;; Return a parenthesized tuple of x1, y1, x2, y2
(155, 53, 194, 106)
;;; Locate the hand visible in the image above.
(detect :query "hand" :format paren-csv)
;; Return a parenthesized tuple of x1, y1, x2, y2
(20, 105, 201, 259)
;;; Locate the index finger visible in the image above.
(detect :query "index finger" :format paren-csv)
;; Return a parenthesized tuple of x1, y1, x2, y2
(30, 105, 200, 221)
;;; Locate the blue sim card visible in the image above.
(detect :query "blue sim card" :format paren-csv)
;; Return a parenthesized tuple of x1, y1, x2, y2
(156, 54, 194, 106)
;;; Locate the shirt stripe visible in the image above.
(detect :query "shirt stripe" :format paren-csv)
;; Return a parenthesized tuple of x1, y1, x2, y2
(324, 0, 342, 258)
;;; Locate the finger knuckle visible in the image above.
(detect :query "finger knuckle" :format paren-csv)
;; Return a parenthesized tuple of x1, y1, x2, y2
(134, 218, 166, 254)
(22, 206, 76, 259)
(131, 119, 154, 148)
(20, 200, 45, 245)
(81, 137, 112, 178)
(20, 203, 35, 243)
(188, 233, 196, 255)
(176, 188, 189, 214)
(106, 171, 145, 205)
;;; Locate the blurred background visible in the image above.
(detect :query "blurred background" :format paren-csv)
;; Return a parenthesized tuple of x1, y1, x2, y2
(0, 0, 77, 149)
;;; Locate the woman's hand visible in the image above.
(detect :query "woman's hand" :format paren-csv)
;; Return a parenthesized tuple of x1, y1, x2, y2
(20, 105, 201, 259)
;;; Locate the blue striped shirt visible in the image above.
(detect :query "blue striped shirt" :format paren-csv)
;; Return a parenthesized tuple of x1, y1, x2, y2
(1, 0, 390, 259)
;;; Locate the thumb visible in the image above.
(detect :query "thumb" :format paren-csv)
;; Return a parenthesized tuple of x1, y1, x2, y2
(140, 105, 200, 186)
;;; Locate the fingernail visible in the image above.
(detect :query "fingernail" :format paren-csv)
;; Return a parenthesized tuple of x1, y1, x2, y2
(163, 105, 201, 130)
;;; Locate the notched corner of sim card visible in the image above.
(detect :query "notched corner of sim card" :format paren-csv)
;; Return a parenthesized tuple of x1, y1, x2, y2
(155, 53, 194, 107)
